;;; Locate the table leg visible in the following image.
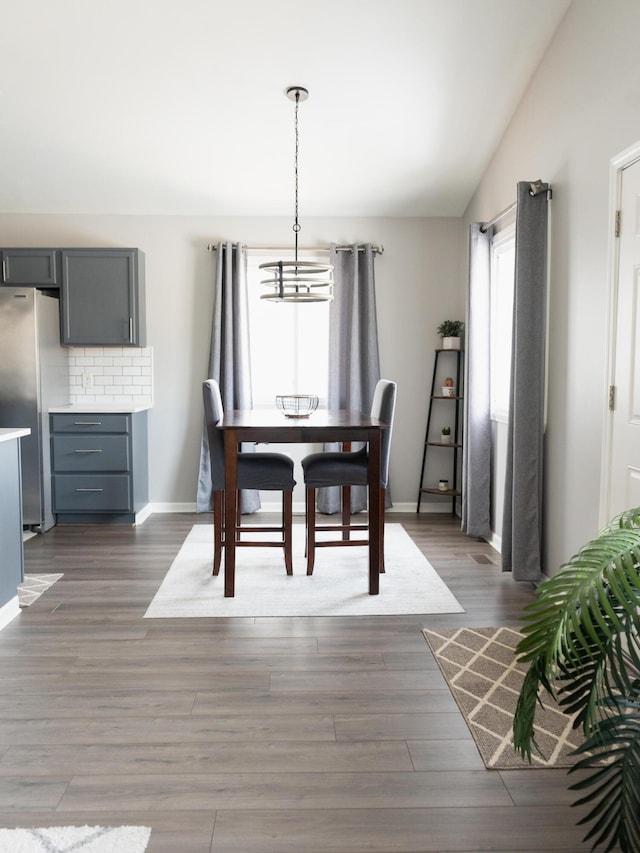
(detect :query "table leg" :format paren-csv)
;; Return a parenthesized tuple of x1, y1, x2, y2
(368, 427, 381, 595)
(224, 429, 238, 597)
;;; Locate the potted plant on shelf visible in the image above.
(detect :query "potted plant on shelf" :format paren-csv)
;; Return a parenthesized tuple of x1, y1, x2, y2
(441, 377, 456, 397)
(441, 426, 451, 444)
(512, 506, 640, 853)
(437, 319, 464, 350)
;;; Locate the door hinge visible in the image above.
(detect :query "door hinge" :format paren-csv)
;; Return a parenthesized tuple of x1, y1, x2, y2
(609, 385, 616, 410)
(615, 210, 622, 238)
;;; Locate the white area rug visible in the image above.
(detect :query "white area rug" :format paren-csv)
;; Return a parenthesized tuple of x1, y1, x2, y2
(145, 523, 464, 618)
(0, 825, 150, 852)
(17, 574, 64, 607)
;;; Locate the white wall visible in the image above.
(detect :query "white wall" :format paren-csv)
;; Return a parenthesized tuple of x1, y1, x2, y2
(0, 214, 464, 511)
(465, 0, 640, 574)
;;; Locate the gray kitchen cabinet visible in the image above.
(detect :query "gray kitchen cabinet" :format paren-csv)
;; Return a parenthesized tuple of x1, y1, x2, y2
(51, 410, 149, 523)
(1, 249, 60, 287)
(60, 248, 146, 347)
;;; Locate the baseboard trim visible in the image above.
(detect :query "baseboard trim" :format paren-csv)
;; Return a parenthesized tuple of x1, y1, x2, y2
(134, 503, 154, 525)
(0, 596, 20, 632)
(146, 502, 197, 514)
(488, 530, 502, 554)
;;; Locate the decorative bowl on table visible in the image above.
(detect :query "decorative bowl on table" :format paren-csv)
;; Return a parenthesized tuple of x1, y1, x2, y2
(275, 394, 319, 418)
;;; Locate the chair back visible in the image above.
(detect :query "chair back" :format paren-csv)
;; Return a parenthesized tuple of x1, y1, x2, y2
(371, 379, 397, 488)
(202, 379, 226, 491)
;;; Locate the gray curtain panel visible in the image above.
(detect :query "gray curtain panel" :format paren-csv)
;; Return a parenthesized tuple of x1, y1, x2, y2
(317, 243, 382, 514)
(196, 242, 259, 514)
(501, 183, 549, 581)
(461, 223, 492, 540)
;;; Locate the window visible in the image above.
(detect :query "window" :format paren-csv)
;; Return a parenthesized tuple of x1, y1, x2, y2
(246, 253, 330, 408)
(490, 225, 515, 421)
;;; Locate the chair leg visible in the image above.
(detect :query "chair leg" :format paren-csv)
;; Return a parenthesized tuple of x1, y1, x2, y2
(341, 441, 352, 541)
(213, 490, 223, 576)
(283, 491, 293, 575)
(342, 485, 351, 540)
(380, 486, 386, 573)
(235, 489, 242, 541)
(306, 487, 316, 575)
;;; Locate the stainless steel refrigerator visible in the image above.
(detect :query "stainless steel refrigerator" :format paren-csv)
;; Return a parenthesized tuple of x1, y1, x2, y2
(0, 288, 69, 531)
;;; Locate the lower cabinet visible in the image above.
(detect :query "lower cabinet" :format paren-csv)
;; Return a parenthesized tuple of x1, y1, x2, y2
(51, 411, 148, 523)
(0, 436, 25, 612)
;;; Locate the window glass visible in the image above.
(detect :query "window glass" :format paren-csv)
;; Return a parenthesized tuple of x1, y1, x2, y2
(490, 226, 515, 421)
(246, 253, 330, 409)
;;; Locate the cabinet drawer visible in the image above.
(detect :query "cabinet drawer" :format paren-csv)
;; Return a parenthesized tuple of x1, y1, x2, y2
(52, 435, 131, 472)
(51, 413, 130, 434)
(53, 475, 132, 512)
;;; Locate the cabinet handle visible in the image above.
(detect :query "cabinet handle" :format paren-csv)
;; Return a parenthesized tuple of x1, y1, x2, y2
(73, 421, 103, 426)
(75, 488, 104, 492)
(73, 449, 103, 453)
(1, 259, 6, 282)
(129, 317, 133, 343)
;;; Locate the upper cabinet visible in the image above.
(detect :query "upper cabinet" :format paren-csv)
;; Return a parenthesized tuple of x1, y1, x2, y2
(60, 249, 146, 347)
(1, 249, 60, 287)
(0, 247, 146, 347)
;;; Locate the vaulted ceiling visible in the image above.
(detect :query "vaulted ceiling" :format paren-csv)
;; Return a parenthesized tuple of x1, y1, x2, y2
(0, 0, 570, 217)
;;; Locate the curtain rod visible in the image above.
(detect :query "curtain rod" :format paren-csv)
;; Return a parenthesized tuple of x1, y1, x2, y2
(480, 180, 551, 233)
(480, 201, 517, 233)
(207, 243, 384, 255)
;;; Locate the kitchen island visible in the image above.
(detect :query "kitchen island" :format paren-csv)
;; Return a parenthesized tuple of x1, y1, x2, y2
(0, 428, 30, 629)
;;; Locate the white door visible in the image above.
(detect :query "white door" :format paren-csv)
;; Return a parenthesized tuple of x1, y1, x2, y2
(608, 156, 640, 516)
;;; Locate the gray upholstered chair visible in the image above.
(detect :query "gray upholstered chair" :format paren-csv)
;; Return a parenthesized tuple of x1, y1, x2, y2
(301, 379, 397, 575)
(202, 379, 296, 576)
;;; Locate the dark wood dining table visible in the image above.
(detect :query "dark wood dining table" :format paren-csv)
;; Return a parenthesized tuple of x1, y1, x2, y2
(217, 409, 389, 597)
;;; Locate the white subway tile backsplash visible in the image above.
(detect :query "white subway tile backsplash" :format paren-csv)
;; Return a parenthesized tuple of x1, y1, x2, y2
(68, 346, 153, 406)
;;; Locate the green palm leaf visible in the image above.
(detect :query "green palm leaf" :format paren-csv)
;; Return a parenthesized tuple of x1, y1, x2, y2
(513, 507, 640, 851)
(569, 702, 640, 852)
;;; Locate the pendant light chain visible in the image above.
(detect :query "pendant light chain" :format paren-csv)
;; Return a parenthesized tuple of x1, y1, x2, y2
(259, 85, 334, 303)
(293, 89, 301, 268)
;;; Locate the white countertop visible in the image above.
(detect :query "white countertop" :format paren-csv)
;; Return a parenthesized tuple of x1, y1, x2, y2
(0, 428, 31, 443)
(49, 404, 153, 414)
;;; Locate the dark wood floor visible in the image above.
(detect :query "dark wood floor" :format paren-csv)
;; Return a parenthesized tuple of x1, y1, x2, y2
(0, 513, 603, 852)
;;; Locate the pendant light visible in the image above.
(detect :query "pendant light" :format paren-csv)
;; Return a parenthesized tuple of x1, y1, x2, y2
(260, 87, 334, 303)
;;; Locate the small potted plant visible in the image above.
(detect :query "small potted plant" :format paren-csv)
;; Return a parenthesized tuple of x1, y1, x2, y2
(437, 320, 464, 350)
(441, 426, 451, 444)
(441, 376, 456, 397)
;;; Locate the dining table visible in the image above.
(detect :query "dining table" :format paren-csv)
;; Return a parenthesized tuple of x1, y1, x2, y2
(217, 408, 389, 597)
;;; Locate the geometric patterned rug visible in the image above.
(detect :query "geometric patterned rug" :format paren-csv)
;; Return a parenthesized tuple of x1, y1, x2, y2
(17, 574, 63, 607)
(0, 825, 150, 852)
(423, 626, 586, 769)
